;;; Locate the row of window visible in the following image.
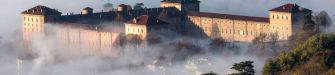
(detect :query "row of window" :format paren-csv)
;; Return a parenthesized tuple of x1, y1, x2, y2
(198, 25, 289, 32)
(24, 23, 41, 28)
(24, 17, 42, 22)
(202, 27, 290, 38)
(190, 17, 268, 26)
(127, 28, 144, 34)
(23, 28, 41, 32)
(216, 29, 260, 36)
(68, 40, 112, 46)
(272, 14, 289, 20)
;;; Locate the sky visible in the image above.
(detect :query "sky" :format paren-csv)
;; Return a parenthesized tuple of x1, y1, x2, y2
(0, 0, 334, 37)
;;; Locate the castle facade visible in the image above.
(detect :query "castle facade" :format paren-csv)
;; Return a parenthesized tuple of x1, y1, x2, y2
(21, 0, 312, 56)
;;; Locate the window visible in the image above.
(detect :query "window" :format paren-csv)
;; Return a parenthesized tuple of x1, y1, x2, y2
(272, 15, 275, 19)
(277, 15, 279, 19)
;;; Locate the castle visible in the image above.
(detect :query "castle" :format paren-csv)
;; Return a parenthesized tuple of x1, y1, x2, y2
(21, 0, 312, 56)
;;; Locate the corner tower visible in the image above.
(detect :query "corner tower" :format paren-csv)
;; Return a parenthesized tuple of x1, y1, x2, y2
(161, 0, 200, 12)
(269, 4, 312, 40)
(21, 5, 61, 49)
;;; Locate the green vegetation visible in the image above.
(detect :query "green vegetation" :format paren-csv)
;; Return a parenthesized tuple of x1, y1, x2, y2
(263, 33, 335, 75)
(202, 72, 218, 75)
(229, 61, 255, 75)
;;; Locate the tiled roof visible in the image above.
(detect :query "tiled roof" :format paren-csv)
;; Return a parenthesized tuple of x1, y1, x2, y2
(21, 5, 62, 15)
(58, 12, 120, 25)
(269, 3, 311, 13)
(127, 15, 169, 25)
(129, 15, 149, 25)
(57, 7, 177, 25)
(187, 12, 269, 23)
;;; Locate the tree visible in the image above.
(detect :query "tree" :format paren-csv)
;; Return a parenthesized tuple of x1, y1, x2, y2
(262, 34, 335, 75)
(133, 3, 144, 10)
(103, 3, 113, 11)
(126, 34, 143, 45)
(252, 33, 267, 49)
(202, 71, 218, 75)
(313, 11, 332, 28)
(269, 33, 279, 50)
(229, 61, 255, 75)
(262, 59, 281, 75)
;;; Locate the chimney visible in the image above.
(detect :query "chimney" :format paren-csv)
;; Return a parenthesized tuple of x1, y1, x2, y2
(133, 18, 138, 23)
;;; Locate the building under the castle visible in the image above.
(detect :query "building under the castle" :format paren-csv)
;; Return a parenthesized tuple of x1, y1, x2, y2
(21, 0, 312, 56)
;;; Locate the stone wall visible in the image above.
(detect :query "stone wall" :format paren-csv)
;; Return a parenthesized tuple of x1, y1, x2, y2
(187, 16, 275, 42)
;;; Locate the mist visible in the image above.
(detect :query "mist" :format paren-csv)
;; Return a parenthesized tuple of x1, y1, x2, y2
(0, 0, 335, 75)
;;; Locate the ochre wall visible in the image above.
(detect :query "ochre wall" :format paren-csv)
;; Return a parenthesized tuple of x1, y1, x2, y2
(55, 26, 120, 57)
(269, 11, 293, 40)
(161, 2, 182, 11)
(187, 15, 289, 42)
(125, 23, 147, 39)
(22, 14, 45, 50)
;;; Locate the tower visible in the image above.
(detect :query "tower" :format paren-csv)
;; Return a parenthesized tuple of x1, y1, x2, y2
(21, 5, 61, 51)
(117, 4, 132, 12)
(160, 0, 200, 12)
(82, 7, 93, 14)
(269, 4, 312, 40)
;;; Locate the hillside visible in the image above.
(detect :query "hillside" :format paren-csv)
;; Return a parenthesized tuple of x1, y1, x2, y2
(263, 33, 335, 75)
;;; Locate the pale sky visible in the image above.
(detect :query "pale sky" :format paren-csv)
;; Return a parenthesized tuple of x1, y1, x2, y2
(0, 0, 334, 37)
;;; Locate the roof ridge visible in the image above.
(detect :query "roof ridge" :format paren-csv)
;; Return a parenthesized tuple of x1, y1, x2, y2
(21, 5, 62, 15)
(187, 11, 269, 22)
